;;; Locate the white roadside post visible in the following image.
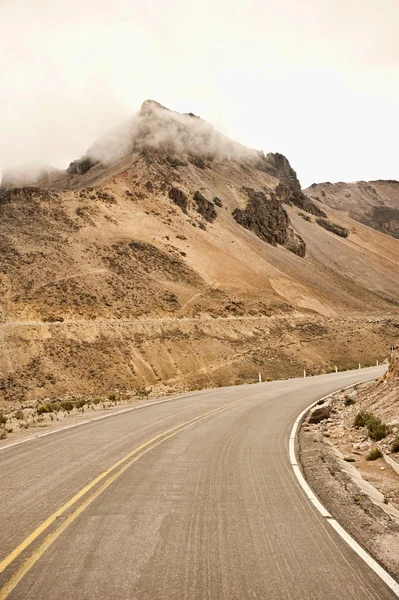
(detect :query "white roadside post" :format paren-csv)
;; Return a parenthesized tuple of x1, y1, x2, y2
(258, 373, 262, 383)
(335, 365, 338, 373)
(303, 369, 306, 378)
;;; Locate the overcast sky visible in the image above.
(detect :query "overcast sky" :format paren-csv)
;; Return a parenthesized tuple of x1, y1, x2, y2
(1, 0, 398, 187)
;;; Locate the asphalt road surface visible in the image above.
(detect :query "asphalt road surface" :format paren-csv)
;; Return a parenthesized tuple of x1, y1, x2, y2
(0, 366, 395, 600)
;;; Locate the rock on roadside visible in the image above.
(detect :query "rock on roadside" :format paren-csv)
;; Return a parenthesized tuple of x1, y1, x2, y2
(308, 402, 331, 424)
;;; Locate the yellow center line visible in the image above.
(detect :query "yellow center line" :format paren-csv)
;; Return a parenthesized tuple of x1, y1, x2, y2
(0, 389, 264, 598)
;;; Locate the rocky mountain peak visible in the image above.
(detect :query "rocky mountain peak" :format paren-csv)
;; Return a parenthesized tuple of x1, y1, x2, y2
(265, 152, 301, 189)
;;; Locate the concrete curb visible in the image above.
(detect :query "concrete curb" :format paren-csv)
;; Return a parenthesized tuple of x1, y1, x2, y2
(383, 452, 399, 476)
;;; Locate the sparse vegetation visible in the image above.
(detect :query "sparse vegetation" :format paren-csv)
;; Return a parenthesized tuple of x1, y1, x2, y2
(353, 411, 387, 441)
(366, 447, 383, 461)
(37, 401, 61, 414)
(344, 396, 355, 406)
(14, 409, 24, 420)
(354, 411, 371, 428)
(367, 417, 388, 441)
(391, 436, 399, 453)
(134, 386, 152, 399)
(0, 412, 6, 426)
(316, 218, 349, 238)
(344, 457, 356, 462)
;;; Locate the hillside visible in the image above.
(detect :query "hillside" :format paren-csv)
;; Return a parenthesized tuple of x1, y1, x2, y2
(304, 180, 399, 239)
(1, 100, 399, 404)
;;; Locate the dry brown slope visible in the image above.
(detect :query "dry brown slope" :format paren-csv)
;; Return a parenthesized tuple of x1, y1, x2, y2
(1, 101, 399, 402)
(304, 180, 399, 239)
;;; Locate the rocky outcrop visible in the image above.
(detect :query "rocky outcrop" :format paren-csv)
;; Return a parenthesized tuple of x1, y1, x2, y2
(67, 156, 98, 176)
(264, 152, 301, 189)
(168, 187, 188, 213)
(193, 191, 217, 222)
(263, 154, 327, 218)
(232, 187, 306, 256)
(304, 180, 399, 240)
(308, 402, 332, 423)
(275, 183, 327, 217)
(316, 218, 349, 238)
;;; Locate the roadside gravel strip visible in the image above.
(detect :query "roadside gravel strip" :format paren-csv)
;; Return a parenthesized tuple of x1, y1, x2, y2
(0, 390, 212, 453)
(292, 380, 399, 597)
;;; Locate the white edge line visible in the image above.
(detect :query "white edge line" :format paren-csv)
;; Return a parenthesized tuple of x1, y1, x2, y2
(290, 376, 399, 597)
(0, 392, 195, 453)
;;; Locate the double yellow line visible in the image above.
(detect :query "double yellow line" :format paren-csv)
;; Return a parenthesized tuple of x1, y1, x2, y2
(0, 390, 262, 598)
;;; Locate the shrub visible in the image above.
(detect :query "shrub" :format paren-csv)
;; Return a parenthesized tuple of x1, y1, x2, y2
(366, 447, 383, 461)
(344, 396, 355, 407)
(75, 398, 86, 409)
(14, 409, 24, 420)
(366, 415, 387, 441)
(354, 411, 372, 428)
(60, 400, 73, 412)
(391, 436, 399, 453)
(0, 429, 6, 440)
(39, 401, 61, 413)
(108, 393, 117, 402)
(134, 386, 151, 399)
(353, 411, 387, 440)
(92, 398, 102, 405)
(0, 412, 6, 425)
(344, 457, 356, 462)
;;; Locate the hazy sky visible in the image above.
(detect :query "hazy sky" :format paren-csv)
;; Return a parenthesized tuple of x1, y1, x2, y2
(1, 0, 398, 187)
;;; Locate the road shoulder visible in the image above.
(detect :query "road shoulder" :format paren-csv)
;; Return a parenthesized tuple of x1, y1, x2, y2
(299, 424, 399, 581)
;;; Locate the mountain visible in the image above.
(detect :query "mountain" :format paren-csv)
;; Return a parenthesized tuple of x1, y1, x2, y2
(304, 180, 399, 239)
(1, 100, 399, 403)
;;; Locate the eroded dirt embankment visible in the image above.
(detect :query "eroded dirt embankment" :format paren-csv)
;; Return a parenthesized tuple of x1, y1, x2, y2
(0, 315, 396, 405)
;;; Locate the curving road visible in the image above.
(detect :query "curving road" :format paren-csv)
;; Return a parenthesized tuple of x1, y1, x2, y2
(0, 366, 396, 600)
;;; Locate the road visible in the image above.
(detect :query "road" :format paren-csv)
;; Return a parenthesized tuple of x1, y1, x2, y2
(0, 366, 395, 600)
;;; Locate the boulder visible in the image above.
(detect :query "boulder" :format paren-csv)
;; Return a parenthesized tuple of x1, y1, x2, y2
(308, 402, 331, 423)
